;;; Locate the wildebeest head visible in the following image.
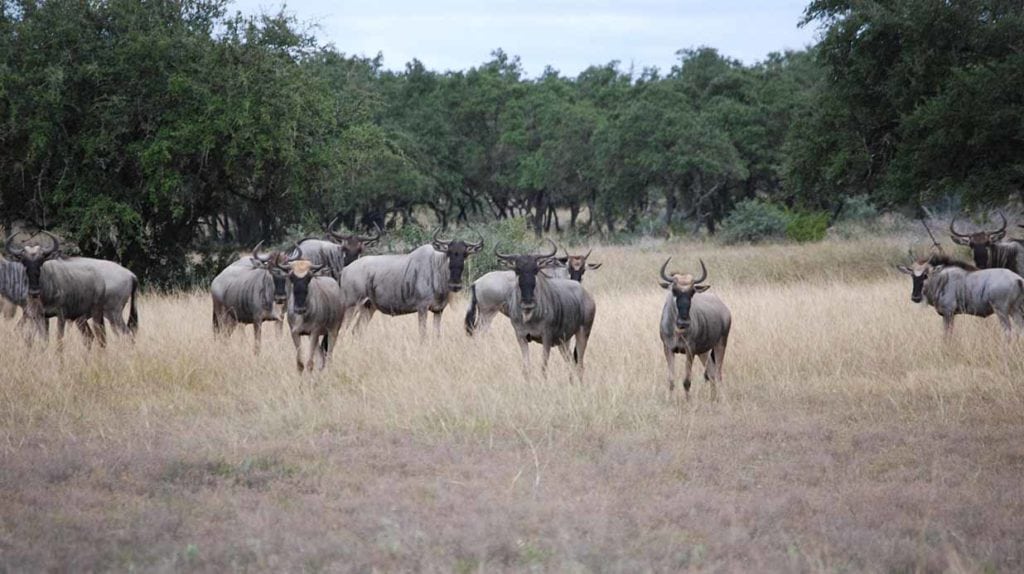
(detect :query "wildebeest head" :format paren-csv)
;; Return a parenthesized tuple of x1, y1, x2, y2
(897, 254, 932, 304)
(325, 216, 382, 266)
(659, 257, 709, 332)
(432, 228, 483, 292)
(5, 231, 61, 297)
(250, 241, 289, 305)
(950, 212, 1007, 268)
(556, 247, 602, 282)
(496, 239, 558, 322)
(278, 247, 328, 315)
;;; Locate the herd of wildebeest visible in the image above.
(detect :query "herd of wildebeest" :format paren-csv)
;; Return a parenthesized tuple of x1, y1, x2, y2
(2, 212, 1024, 396)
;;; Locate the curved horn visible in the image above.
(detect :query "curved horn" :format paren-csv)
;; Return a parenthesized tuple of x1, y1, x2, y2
(659, 258, 673, 284)
(5, 232, 24, 256)
(693, 259, 708, 284)
(38, 230, 60, 255)
(251, 240, 272, 263)
(432, 227, 450, 252)
(287, 243, 303, 262)
(991, 211, 1008, 236)
(356, 222, 382, 243)
(949, 213, 969, 238)
(582, 247, 593, 261)
(493, 242, 514, 261)
(535, 238, 557, 262)
(466, 227, 484, 250)
(326, 215, 342, 234)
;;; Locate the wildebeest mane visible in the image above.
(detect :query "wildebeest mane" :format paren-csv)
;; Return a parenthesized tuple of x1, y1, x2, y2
(926, 253, 977, 271)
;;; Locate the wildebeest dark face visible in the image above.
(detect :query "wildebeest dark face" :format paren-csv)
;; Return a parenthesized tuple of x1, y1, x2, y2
(950, 213, 1006, 269)
(897, 261, 930, 303)
(658, 258, 709, 333)
(7, 245, 58, 297)
(433, 231, 483, 292)
(286, 261, 325, 315)
(557, 251, 602, 282)
(326, 218, 381, 266)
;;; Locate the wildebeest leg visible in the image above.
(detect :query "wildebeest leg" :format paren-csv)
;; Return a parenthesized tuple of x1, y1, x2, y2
(92, 306, 107, 349)
(353, 301, 375, 334)
(518, 336, 531, 378)
(292, 331, 305, 373)
(942, 314, 955, 337)
(713, 338, 727, 385)
(540, 338, 553, 379)
(75, 317, 94, 349)
(698, 352, 718, 401)
(106, 308, 128, 336)
(478, 309, 495, 335)
(432, 311, 443, 338)
(663, 346, 676, 392)
(417, 309, 428, 341)
(574, 327, 590, 383)
(682, 352, 695, 397)
(306, 332, 319, 372)
(56, 317, 67, 352)
(252, 321, 262, 356)
(323, 324, 342, 368)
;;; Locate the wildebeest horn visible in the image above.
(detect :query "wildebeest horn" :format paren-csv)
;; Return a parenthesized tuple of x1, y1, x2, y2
(466, 228, 484, 250)
(287, 243, 303, 262)
(582, 247, 593, 261)
(356, 222, 382, 243)
(326, 215, 343, 234)
(493, 243, 514, 261)
(38, 230, 60, 255)
(252, 240, 272, 263)
(693, 259, 708, 284)
(5, 232, 25, 257)
(991, 211, 1008, 237)
(432, 227, 450, 252)
(659, 258, 673, 284)
(535, 238, 557, 262)
(949, 213, 969, 238)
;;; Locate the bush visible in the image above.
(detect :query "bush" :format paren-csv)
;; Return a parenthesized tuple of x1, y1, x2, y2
(838, 195, 878, 222)
(719, 199, 790, 244)
(785, 211, 830, 242)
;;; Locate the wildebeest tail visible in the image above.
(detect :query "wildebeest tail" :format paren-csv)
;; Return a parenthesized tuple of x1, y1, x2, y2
(321, 332, 329, 353)
(128, 275, 139, 335)
(464, 284, 479, 336)
(573, 345, 578, 363)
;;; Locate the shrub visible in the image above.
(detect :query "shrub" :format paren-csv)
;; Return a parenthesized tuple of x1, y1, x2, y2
(719, 199, 790, 244)
(785, 211, 830, 242)
(838, 195, 878, 222)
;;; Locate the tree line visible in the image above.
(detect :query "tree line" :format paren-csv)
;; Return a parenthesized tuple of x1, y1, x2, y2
(1, 0, 1022, 285)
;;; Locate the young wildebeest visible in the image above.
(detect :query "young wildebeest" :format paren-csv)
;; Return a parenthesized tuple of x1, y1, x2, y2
(464, 246, 601, 336)
(341, 228, 483, 338)
(4, 232, 108, 349)
(495, 241, 596, 380)
(297, 216, 381, 282)
(659, 258, 731, 399)
(949, 212, 1024, 274)
(210, 242, 289, 354)
(898, 253, 1024, 337)
(2, 234, 138, 337)
(280, 250, 346, 373)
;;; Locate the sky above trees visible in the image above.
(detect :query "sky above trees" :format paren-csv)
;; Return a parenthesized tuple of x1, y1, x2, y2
(230, 0, 819, 76)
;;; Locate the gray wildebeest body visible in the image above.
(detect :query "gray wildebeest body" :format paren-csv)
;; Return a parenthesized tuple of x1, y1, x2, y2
(341, 228, 482, 338)
(949, 212, 1024, 274)
(659, 258, 731, 399)
(298, 217, 381, 282)
(5, 232, 109, 349)
(494, 241, 596, 380)
(280, 254, 346, 373)
(464, 247, 600, 336)
(1, 245, 137, 336)
(898, 253, 1024, 337)
(210, 242, 289, 355)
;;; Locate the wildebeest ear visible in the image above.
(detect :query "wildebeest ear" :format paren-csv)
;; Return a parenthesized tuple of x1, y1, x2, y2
(694, 284, 711, 293)
(991, 230, 1006, 241)
(950, 235, 971, 246)
(363, 238, 380, 248)
(896, 265, 913, 275)
(587, 262, 602, 270)
(466, 242, 484, 254)
(658, 280, 672, 289)
(556, 256, 568, 263)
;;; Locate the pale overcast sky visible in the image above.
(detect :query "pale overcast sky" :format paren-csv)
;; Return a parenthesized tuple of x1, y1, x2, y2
(229, 0, 820, 77)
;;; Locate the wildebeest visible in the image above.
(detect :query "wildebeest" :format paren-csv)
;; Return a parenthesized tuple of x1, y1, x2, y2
(298, 217, 381, 282)
(464, 246, 601, 336)
(210, 242, 289, 354)
(1, 235, 138, 336)
(5, 232, 109, 349)
(280, 250, 346, 373)
(659, 258, 731, 399)
(898, 252, 1024, 337)
(340, 228, 483, 338)
(494, 241, 596, 380)
(949, 212, 1024, 273)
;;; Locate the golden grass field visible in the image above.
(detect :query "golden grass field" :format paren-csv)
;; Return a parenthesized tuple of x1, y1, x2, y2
(2, 236, 1024, 572)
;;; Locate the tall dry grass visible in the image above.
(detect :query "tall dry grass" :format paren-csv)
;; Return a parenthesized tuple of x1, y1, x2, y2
(1, 236, 1023, 572)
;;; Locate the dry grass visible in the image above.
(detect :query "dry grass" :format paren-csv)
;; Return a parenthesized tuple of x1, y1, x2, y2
(2, 237, 1024, 572)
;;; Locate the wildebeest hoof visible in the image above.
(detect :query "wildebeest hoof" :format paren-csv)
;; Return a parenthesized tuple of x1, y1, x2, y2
(682, 379, 691, 392)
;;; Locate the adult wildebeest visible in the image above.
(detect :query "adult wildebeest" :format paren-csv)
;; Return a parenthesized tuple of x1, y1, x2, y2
(280, 250, 346, 373)
(464, 246, 601, 336)
(898, 252, 1024, 337)
(659, 258, 731, 399)
(494, 241, 596, 380)
(297, 217, 381, 282)
(1, 235, 138, 336)
(210, 242, 290, 355)
(949, 212, 1024, 273)
(340, 228, 483, 338)
(5, 232, 109, 349)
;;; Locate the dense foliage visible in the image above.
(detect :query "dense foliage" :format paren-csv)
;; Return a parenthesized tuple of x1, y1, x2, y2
(1, 0, 1021, 284)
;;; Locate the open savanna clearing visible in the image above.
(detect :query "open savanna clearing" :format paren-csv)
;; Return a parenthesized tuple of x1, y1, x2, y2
(2, 237, 1023, 572)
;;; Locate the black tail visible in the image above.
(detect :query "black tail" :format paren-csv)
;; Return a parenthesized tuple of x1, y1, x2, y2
(127, 276, 139, 336)
(573, 345, 578, 363)
(321, 332, 329, 353)
(464, 284, 479, 336)
(705, 348, 717, 381)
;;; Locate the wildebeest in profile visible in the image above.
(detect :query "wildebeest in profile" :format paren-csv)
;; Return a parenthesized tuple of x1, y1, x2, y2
(898, 251, 1024, 338)
(298, 216, 382, 282)
(278, 248, 346, 373)
(340, 227, 483, 339)
(949, 211, 1024, 274)
(4, 231, 110, 349)
(210, 241, 289, 355)
(464, 245, 601, 336)
(658, 258, 731, 400)
(493, 240, 596, 381)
